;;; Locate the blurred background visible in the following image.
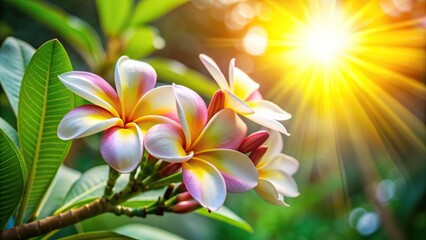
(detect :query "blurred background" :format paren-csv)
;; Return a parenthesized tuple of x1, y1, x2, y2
(0, 0, 425, 239)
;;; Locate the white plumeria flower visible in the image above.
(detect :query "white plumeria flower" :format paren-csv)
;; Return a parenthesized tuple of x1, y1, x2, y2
(254, 130, 299, 206)
(199, 54, 291, 135)
(57, 56, 178, 173)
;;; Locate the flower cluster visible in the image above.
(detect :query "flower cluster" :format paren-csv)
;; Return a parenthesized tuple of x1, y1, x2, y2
(57, 55, 299, 211)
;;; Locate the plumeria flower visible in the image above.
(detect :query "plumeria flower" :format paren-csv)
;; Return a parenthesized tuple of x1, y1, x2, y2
(144, 84, 258, 211)
(199, 54, 291, 135)
(254, 130, 299, 206)
(57, 56, 178, 173)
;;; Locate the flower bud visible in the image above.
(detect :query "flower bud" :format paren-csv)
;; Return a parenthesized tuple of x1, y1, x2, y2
(171, 200, 201, 214)
(159, 163, 181, 177)
(176, 192, 193, 202)
(238, 131, 270, 153)
(249, 146, 268, 166)
(207, 90, 225, 120)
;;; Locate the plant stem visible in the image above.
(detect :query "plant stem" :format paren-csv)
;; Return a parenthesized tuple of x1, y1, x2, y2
(0, 199, 108, 240)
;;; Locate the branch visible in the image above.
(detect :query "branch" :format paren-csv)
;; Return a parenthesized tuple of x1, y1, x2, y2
(1, 199, 108, 240)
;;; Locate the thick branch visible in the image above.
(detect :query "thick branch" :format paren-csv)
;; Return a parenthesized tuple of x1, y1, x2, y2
(1, 199, 108, 240)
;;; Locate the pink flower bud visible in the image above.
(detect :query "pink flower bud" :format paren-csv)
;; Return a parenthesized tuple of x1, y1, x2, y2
(171, 201, 201, 214)
(207, 90, 225, 120)
(176, 192, 193, 202)
(159, 163, 181, 177)
(238, 131, 270, 153)
(249, 146, 268, 166)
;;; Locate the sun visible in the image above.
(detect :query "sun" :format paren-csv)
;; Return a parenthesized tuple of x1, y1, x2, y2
(301, 23, 351, 63)
(259, 0, 425, 210)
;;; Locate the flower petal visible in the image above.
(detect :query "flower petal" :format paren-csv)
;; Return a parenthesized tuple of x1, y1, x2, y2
(247, 100, 291, 121)
(182, 158, 226, 211)
(255, 179, 288, 206)
(144, 124, 193, 163)
(59, 72, 120, 116)
(58, 105, 122, 140)
(260, 154, 299, 176)
(259, 169, 299, 197)
(195, 149, 258, 192)
(191, 109, 247, 151)
(134, 115, 179, 133)
(100, 124, 143, 173)
(228, 58, 235, 92)
(130, 85, 178, 122)
(243, 113, 289, 135)
(232, 67, 259, 101)
(199, 54, 229, 90)
(115, 56, 157, 121)
(173, 84, 208, 147)
(224, 90, 254, 115)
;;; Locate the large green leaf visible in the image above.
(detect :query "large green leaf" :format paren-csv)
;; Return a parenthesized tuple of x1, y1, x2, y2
(196, 206, 254, 233)
(147, 58, 217, 97)
(122, 26, 165, 59)
(130, 0, 188, 26)
(114, 224, 185, 240)
(58, 231, 132, 240)
(16, 39, 74, 223)
(0, 129, 26, 229)
(0, 37, 35, 116)
(0, 117, 19, 148)
(6, 0, 105, 67)
(38, 165, 81, 219)
(96, 0, 132, 37)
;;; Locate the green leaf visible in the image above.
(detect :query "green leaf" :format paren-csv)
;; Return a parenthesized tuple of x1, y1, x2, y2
(55, 165, 127, 214)
(38, 165, 81, 219)
(58, 231, 132, 240)
(0, 117, 19, 148)
(122, 26, 165, 59)
(114, 224, 185, 240)
(130, 0, 188, 26)
(16, 39, 74, 223)
(0, 37, 35, 116)
(196, 206, 254, 233)
(6, 0, 105, 67)
(0, 129, 26, 229)
(96, 0, 132, 37)
(147, 58, 217, 97)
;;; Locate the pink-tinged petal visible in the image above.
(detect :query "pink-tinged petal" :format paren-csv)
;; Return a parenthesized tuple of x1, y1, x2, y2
(59, 72, 120, 116)
(259, 169, 299, 197)
(134, 115, 179, 133)
(195, 149, 258, 193)
(260, 154, 299, 176)
(232, 67, 259, 101)
(144, 124, 193, 163)
(130, 86, 178, 122)
(173, 84, 208, 147)
(182, 158, 226, 211)
(223, 90, 254, 114)
(199, 54, 229, 90)
(114, 56, 157, 121)
(247, 100, 292, 121)
(255, 179, 289, 206)
(246, 90, 263, 101)
(58, 105, 122, 140)
(257, 130, 283, 168)
(228, 58, 235, 92)
(191, 109, 247, 152)
(100, 124, 143, 173)
(243, 113, 290, 135)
